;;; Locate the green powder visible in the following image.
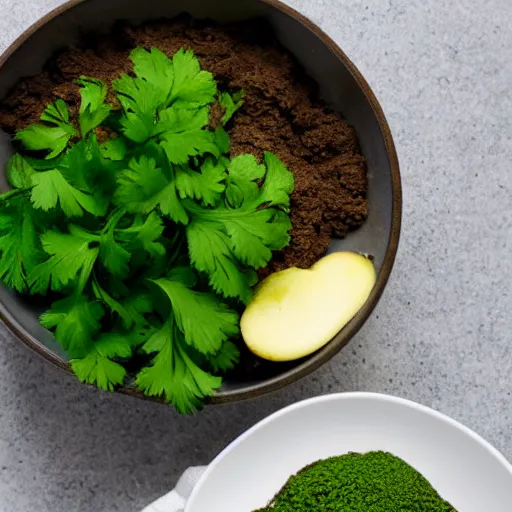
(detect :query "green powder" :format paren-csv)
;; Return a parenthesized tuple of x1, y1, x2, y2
(254, 451, 457, 512)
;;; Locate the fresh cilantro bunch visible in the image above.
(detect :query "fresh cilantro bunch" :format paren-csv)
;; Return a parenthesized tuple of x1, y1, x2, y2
(0, 47, 294, 413)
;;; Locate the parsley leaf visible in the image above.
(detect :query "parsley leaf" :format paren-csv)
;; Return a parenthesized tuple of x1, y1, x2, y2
(71, 328, 153, 391)
(40, 294, 104, 356)
(209, 341, 240, 373)
(6, 154, 35, 189)
(0, 200, 42, 292)
(214, 126, 230, 154)
(152, 268, 240, 355)
(131, 47, 174, 104)
(219, 90, 245, 125)
(60, 135, 118, 197)
(40, 99, 71, 125)
(29, 230, 99, 294)
(71, 335, 130, 391)
(92, 277, 133, 328)
(113, 73, 157, 143)
(99, 211, 131, 278)
(15, 124, 76, 160)
(115, 154, 188, 224)
(198, 340, 240, 374)
(225, 154, 265, 208)
(136, 319, 222, 413)
(99, 229, 131, 278)
(15, 100, 77, 159)
(170, 49, 217, 108)
(120, 289, 154, 326)
(184, 152, 293, 298)
(225, 152, 294, 212)
(154, 106, 219, 165)
(100, 137, 128, 161)
(115, 212, 166, 258)
(187, 219, 254, 303)
(30, 169, 108, 217)
(258, 152, 295, 211)
(160, 130, 219, 165)
(175, 157, 226, 206)
(112, 48, 173, 143)
(76, 77, 112, 137)
(154, 105, 209, 135)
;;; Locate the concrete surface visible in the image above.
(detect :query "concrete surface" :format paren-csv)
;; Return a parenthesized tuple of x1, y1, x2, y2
(1, 0, 512, 510)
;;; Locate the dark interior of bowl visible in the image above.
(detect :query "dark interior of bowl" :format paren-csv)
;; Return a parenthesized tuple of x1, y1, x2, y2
(0, 0, 400, 402)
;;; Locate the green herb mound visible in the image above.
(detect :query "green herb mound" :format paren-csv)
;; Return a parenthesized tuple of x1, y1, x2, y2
(255, 452, 457, 512)
(0, 47, 294, 413)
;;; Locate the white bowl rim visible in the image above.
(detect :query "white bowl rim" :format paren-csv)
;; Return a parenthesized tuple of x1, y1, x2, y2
(186, 391, 512, 510)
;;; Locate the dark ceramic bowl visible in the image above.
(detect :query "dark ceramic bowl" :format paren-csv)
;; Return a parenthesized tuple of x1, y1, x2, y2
(0, 0, 401, 404)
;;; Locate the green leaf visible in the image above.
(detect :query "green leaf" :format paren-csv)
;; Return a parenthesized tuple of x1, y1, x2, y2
(76, 77, 112, 136)
(189, 205, 289, 261)
(60, 135, 118, 196)
(112, 48, 175, 143)
(15, 124, 76, 160)
(6, 154, 35, 189)
(184, 154, 293, 280)
(259, 152, 295, 211)
(92, 278, 133, 328)
(99, 230, 131, 279)
(116, 212, 166, 257)
(120, 290, 154, 327)
(40, 294, 104, 356)
(71, 352, 126, 391)
(89, 210, 131, 278)
(154, 105, 209, 135)
(166, 266, 198, 288)
(157, 107, 219, 165)
(136, 319, 222, 413)
(160, 130, 219, 165)
(219, 90, 245, 125)
(99, 137, 128, 161)
(30, 169, 108, 217)
(99, 233, 131, 278)
(170, 49, 217, 108)
(118, 107, 155, 144)
(40, 99, 70, 124)
(23, 154, 65, 171)
(215, 126, 230, 154)
(15, 100, 77, 159)
(225, 152, 293, 212)
(113, 74, 158, 143)
(152, 273, 239, 355)
(29, 230, 99, 294)
(0, 201, 43, 292)
(185, 153, 293, 272)
(225, 154, 265, 208)
(175, 157, 226, 206)
(207, 341, 240, 373)
(131, 47, 174, 107)
(115, 155, 188, 224)
(186, 219, 253, 302)
(71, 330, 146, 391)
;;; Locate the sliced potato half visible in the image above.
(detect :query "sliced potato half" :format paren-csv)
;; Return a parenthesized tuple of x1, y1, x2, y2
(241, 252, 376, 361)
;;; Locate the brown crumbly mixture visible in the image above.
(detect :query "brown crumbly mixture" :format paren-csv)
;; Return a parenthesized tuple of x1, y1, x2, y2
(0, 16, 368, 273)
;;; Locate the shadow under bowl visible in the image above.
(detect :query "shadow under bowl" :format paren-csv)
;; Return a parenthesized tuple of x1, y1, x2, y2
(0, 0, 401, 405)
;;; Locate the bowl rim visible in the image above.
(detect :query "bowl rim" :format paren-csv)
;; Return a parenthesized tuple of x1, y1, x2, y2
(187, 392, 512, 510)
(0, 0, 402, 404)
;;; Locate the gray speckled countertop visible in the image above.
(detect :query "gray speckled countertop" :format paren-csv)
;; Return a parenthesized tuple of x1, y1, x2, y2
(1, 0, 511, 510)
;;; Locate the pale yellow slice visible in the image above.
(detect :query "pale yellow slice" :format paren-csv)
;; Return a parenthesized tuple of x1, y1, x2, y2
(241, 252, 376, 361)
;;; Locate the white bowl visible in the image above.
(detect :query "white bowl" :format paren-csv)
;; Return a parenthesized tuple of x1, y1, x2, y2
(186, 393, 512, 512)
